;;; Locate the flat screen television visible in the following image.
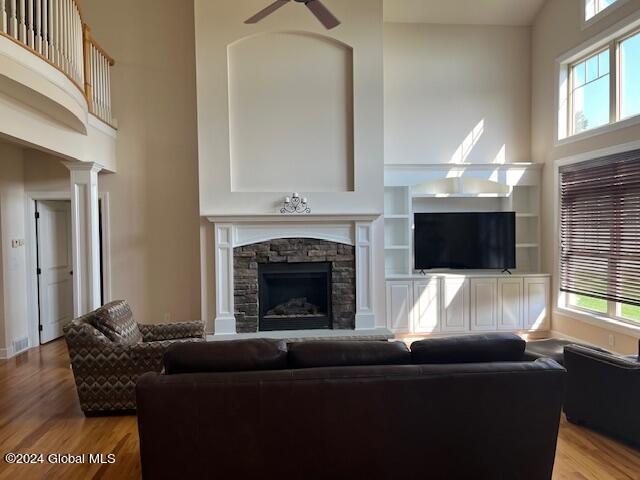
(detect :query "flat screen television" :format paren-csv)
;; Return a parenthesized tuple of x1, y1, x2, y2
(414, 212, 516, 270)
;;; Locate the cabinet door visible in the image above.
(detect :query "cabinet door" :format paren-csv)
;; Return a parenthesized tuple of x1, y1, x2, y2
(413, 278, 441, 333)
(497, 278, 524, 331)
(386, 281, 412, 333)
(470, 278, 498, 331)
(524, 277, 550, 331)
(441, 277, 470, 332)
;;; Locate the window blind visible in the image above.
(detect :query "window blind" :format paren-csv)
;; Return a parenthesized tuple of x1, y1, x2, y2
(560, 149, 640, 307)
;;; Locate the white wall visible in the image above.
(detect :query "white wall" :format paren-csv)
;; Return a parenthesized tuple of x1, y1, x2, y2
(195, 0, 384, 216)
(0, 143, 29, 356)
(228, 32, 354, 193)
(384, 23, 531, 165)
(532, 0, 640, 353)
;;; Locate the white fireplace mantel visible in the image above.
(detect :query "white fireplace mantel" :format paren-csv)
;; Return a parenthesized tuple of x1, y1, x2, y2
(207, 213, 381, 335)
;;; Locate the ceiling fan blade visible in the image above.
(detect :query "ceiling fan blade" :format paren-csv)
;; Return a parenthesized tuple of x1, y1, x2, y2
(306, 0, 340, 29)
(245, 0, 290, 24)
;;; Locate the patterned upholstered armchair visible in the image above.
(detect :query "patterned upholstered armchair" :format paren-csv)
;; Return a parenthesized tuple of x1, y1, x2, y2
(63, 300, 205, 414)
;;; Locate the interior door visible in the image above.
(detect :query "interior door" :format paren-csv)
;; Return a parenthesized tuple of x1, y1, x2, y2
(37, 200, 74, 344)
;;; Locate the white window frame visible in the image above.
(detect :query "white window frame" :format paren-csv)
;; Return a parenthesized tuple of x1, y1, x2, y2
(553, 140, 640, 336)
(557, 9, 640, 145)
(582, 0, 630, 29)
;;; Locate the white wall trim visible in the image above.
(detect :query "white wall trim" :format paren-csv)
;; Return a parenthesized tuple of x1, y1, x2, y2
(581, 0, 631, 31)
(554, 306, 640, 339)
(99, 192, 112, 303)
(214, 223, 236, 334)
(0, 346, 14, 359)
(355, 222, 375, 330)
(210, 216, 380, 335)
(25, 191, 70, 349)
(556, 7, 640, 144)
(233, 223, 354, 248)
(24, 189, 112, 348)
(556, 113, 640, 147)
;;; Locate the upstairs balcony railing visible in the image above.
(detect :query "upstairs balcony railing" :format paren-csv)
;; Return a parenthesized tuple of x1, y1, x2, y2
(0, 0, 115, 127)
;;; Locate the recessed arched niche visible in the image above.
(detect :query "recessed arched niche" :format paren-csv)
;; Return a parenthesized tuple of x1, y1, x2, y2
(227, 31, 354, 192)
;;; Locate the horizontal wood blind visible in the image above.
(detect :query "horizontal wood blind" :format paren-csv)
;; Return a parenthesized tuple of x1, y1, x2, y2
(560, 150, 640, 307)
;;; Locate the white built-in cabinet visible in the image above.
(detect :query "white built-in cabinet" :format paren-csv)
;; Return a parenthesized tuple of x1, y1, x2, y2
(386, 281, 413, 333)
(386, 275, 550, 335)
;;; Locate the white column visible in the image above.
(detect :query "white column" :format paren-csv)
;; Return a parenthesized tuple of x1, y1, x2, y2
(214, 223, 236, 334)
(355, 221, 375, 329)
(63, 161, 102, 316)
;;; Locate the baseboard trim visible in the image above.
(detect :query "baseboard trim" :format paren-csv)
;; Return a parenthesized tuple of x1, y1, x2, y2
(0, 346, 15, 359)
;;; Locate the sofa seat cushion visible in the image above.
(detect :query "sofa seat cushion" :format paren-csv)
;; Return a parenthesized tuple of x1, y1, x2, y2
(163, 339, 288, 374)
(411, 333, 525, 364)
(89, 300, 142, 345)
(288, 341, 410, 368)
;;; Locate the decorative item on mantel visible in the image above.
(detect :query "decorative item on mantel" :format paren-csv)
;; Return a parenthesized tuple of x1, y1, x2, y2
(281, 193, 311, 214)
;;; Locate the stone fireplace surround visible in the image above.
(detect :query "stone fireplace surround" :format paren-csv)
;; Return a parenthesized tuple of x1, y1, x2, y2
(234, 239, 356, 333)
(208, 214, 386, 339)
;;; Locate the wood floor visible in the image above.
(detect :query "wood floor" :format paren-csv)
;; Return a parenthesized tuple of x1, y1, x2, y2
(0, 340, 638, 480)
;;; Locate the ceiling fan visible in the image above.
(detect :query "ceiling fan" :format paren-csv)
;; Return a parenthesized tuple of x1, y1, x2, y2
(245, 0, 341, 30)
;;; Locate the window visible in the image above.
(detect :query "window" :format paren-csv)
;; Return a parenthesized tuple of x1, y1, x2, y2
(620, 31, 640, 119)
(559, 24, 640, 141)
(559, 150, 640, 326)
(585, 0, 622, 22)
(570, 50, 610, 134)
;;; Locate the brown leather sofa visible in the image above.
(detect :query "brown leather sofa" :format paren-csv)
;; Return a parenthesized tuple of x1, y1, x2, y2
(136, 334, 566, 480)
(564, 341, 640, 447)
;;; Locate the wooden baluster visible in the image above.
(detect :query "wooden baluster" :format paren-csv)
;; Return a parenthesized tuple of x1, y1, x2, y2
(1, 0, 7, 34)
(19, 0, 26, 42)
(65, 0, 70, 74)
(76, 11, 81, 83)
(106, 60, 112, 123)
(9, 0, 16, 38)
(35, 0, 42, 52)
(91, 45, 97, 116)
(102, 55, 108, 121)
(82, 23, 91, 110)
(54, 0, 60, 66)
(97, 49, 103, 120)
(42, 0, 47, 57)
(27, 0, 34, 46)
(61, 0, 67, 72)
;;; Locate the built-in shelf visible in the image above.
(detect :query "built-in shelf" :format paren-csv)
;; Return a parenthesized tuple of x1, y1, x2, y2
(412, 193, 511, 198)
(384, 163, 543, 277)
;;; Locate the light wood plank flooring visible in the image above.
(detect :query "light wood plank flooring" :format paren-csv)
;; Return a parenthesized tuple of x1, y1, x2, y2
(0, 340, 638, 479)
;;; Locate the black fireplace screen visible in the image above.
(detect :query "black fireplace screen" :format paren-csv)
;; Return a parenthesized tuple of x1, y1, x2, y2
(258, 262, 332, 331)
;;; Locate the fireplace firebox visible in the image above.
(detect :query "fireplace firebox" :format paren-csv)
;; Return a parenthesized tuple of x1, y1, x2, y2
(258, 262, 332, 331)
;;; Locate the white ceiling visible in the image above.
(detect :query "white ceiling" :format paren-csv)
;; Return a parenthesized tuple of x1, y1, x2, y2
(383, 0, 547, 26)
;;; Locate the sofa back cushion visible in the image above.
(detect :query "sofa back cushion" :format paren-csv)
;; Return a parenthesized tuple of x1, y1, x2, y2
(288, 341, 410, 368)
(163, 339, 288, 374)
(411, 333, 525, 364)
(89, 300, 142, 345)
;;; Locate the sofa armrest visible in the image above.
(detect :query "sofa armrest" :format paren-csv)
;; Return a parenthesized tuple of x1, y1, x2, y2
(138, 321, 205, 342)
(565, 344, 640, 370)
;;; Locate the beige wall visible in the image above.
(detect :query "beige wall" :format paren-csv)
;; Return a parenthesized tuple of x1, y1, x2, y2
(532, 0, 640, 353)
(384, 23, 531, 165)
(0, 143, 29, 354)
(77, 0, 201, 325)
